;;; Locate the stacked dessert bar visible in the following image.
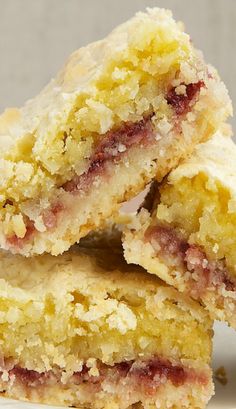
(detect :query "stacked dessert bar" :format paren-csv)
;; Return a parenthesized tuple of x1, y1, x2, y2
(123, 131, 236, 330)
(0, 247, 213, 408)
(0, 7, 233, 409)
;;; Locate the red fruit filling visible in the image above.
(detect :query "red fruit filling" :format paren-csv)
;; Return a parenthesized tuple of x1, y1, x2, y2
(166, 81, 205, 116)
(42, 202, 65, 230)
(145, 224, 236, 297)
(7, 221, 35, 249)
(62, 114, 155, 193)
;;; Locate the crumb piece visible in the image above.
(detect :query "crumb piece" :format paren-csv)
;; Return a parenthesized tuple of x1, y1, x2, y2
(175, 85, 187, 96)
(215, 366, 228, 385)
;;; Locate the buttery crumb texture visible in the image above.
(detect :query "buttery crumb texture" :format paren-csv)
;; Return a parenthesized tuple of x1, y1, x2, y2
(0, 246, 213, 408)
(123, 132, 236, 329)
(0, 8, 232, 256)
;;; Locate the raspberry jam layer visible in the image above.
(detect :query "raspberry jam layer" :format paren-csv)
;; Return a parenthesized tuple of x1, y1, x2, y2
(62, 115, 155, 193)
(145, 224, 236, 297)
(1, 356, 208, 397)
(166, 81, 204, 116)
(7, 221, 35, 249)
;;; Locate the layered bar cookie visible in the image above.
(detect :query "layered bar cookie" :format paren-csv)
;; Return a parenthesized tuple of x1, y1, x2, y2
(123, 132, 236, 329)
(0, 246, 213, 408)
(0, 8, 231, 256)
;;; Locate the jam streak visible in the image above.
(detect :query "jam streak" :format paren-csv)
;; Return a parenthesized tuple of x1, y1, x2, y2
(62, 115, 154, 193)
(167, 81, 205, 116)
(145, 225, 236, 296)
(2, 357, 207, 397)
(7, 222, 35, 249)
